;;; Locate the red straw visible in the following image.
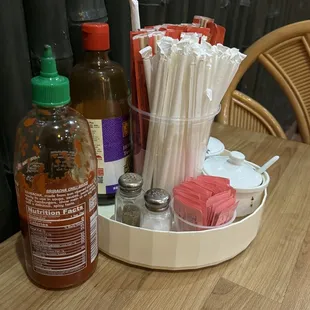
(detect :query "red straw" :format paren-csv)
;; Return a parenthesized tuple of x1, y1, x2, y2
(130, 31, 150, 170)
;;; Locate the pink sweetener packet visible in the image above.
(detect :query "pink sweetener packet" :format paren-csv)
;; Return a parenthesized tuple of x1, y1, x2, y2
(173, 188, 209, 214)
(173, 187, 201, 200)
(173, 191, 203, 215)
(211, 197, 236, 226)
(213, 191, 236, 213)
(174, 194, 204, 228)
(176, 182, 216, 223)
(173, 196, 186, 219)
(205, 192, 235, 226)
(191, 180, 217, 200)
(177, 182, 213, 201)
(203, 191, 231, 225)
(197, 175, 232, 194)
(197, 175, 230, 186)
(199, 182, 230, 195)
(214, 202, 238, 226)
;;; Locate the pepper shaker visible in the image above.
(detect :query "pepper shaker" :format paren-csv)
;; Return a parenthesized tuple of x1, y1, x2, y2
(141, 188, 171, 231)
(115, 173, 144, 227)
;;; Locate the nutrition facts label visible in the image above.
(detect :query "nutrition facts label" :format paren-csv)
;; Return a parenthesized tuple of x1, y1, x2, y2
(25, 181, 97, 276)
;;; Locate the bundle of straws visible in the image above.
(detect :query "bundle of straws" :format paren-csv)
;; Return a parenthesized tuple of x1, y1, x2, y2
(135, 35, 246, 193)
(128, 9, 246, 193)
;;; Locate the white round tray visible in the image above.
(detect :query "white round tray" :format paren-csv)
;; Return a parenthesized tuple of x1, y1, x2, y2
(98, 189, 267, 270)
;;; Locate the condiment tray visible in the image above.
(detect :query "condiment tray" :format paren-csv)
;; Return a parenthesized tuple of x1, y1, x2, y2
(98, 189, 267, 270)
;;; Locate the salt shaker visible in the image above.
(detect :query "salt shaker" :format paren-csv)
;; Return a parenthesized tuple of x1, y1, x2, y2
(141, 188, 171, 231)
(115, 173, 144, 227)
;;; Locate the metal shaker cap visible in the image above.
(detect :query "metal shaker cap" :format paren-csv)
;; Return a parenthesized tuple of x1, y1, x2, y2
(118, 173, 143, 194)
(144, 188, 171, 212)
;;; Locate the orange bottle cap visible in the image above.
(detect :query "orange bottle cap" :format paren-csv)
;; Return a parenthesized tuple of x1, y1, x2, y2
(82, 23, 110, 51)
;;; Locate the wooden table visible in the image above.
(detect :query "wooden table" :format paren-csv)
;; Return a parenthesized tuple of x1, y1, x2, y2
(1, 124, 309, 310)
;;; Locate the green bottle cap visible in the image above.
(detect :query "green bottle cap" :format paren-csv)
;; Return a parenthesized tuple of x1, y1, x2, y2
(31, 45, 70, 107)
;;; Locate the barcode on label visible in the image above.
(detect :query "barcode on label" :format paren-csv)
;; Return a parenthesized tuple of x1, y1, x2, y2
(97, 176, 103, 184)
(89, 193, 97, 212)
(90, 210, 98, 263)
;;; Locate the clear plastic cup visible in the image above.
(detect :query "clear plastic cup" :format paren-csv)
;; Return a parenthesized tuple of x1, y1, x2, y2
(172, 205, 237, 231)
(130, 103, 220, 193)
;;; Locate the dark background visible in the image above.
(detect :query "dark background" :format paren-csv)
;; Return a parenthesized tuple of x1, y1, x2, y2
(1, 0, 309, 241)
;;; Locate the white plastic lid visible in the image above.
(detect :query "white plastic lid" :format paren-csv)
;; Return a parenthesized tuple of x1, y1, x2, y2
(206, 137, 225, 156)
(202, 151, 263, 189)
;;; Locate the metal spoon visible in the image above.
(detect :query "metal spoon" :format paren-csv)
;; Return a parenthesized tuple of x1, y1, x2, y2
(257, 156, 280, 174)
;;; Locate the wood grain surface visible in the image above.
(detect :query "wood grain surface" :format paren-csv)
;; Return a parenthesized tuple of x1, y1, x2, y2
(1, 124, 309, 310)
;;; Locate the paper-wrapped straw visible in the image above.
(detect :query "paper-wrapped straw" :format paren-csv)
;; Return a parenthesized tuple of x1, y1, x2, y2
(129, 0, 141, 31)
(183, 57, 197, 179)
(152, 54, 178, 187)
(142, 56, 168, 190)
(139, 32, 165, 107)
(139, 46, 153, 102)
(157, 51, 190, 191)
(149, 31, 165, 55)
(154, 38, 193, 190)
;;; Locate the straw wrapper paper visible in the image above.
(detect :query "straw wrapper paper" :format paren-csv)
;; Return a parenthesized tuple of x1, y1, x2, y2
(129, 0, 141, 31)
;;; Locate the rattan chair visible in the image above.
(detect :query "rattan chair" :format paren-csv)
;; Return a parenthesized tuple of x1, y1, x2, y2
(218, 20, 310, 143)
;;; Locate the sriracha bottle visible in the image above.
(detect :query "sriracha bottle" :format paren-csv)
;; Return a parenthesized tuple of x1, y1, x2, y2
(14, 45, 98, 289)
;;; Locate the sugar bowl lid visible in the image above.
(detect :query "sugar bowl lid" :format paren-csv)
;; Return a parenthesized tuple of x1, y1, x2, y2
(202, 151, 263, 189)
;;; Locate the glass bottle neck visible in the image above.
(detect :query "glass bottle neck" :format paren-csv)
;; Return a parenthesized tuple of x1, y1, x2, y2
(83, 51, 110, 63)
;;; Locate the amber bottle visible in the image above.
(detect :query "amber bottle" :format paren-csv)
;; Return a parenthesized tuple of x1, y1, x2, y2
(70, 23, 130, 205)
